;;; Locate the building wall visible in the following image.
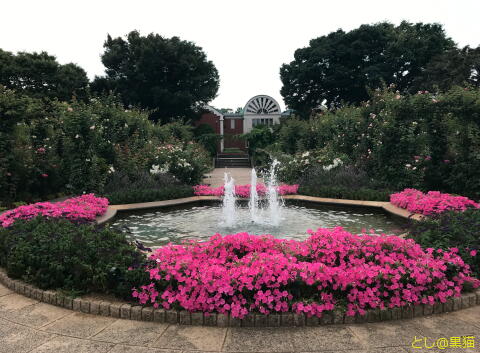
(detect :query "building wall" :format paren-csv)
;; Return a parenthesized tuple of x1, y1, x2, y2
(223, 117, 245, 150)
(195, 112, 221, 134)
(243, 114, 281, 132)
(197, 109, 283, 152)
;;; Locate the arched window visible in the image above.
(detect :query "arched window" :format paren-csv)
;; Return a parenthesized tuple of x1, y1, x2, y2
(244, 95, 281, 115)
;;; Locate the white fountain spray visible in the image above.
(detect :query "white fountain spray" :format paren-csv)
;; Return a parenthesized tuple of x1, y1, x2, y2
(266, 159, 283, 226)
(222, 172, 236, 227)
(248, 168, 259, 223)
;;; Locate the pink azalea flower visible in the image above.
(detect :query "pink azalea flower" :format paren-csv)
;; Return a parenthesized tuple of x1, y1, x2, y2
(0, 194, 109, 227)
(390, 189, 479, 216)
(131, 228, 479, 318)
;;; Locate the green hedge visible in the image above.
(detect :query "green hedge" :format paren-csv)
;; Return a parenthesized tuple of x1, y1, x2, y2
(407, 209, 480, 278)
(0, 217, 149, 298)
(298, 185, 391, 201)
(105, 186, 193, 205)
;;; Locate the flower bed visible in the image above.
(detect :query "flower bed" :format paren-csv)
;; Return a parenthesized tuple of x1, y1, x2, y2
(132, 228, 479, 318)
(193, 184, 299, 198)
(390, 188, 479, 216)
(0, 194, 108, 227)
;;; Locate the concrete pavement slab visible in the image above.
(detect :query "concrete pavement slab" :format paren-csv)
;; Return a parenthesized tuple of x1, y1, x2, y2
(41, 312, 116, 338)
(151, 325, 227, 351)
(0, 323, 54, 353)
(29, 336, 114, 353)
(92, 319, 168, 345)
(223, 327, 295, 352)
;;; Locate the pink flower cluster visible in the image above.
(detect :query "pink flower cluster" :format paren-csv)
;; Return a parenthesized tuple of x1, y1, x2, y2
(390, 188, 480, 216)
(132, 228, 479, 318)
(0, 194, 109, 227)
(193, 184, 299, 198)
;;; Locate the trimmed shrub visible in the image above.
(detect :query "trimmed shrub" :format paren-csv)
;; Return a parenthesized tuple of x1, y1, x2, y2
(0, 217, 148, 298)
(297, 165, 392, 201)
(103, 171, 193, 204)
(299, 186, 391, 201)
(407, 209, 480, 277)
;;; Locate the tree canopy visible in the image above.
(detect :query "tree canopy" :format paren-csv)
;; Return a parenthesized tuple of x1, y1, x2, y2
(414, 46, 480, 92)
(280, 21, 466, 117)
(0, 49, 89, 101)
(92, 31, 220, 123)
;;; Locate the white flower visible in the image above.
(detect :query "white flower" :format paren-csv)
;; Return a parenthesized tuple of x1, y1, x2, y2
(405, 164, 412, 168)
(89, 125, 95, 130)
(150, 164, 161, 175)
(150, 164, 169, 175)
(302, 151, 310, 158)
(323, 158, 343, 171)
(75, 134, 80, 139)
(108, 166, 115, 174)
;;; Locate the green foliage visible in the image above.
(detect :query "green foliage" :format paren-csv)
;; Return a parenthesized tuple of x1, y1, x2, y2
(103, 170, 193, 204)
(0, 87, 65, 202)
(280, 21, 456, 116)
(298, 186, 391, 201)
(414, 46, 480, 92)
(407, 209, 480, 277)
(242, 125, 276, 151)
(106, 187, 193, 205)
(0, 89, 211, 203)
(0, 49, 88, 101)
(194, 124, 221, 156)
(92, 31, 219, 123)
(269, 86, 480, 198)
(296, 165, 391, 201)
(0, 217, 148, 297)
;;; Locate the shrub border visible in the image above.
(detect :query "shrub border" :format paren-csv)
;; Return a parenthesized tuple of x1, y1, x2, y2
(0, 268, 478, 327)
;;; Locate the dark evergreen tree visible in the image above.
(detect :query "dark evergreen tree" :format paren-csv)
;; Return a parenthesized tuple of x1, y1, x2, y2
(280, 21, 456, 117)
(0, 49, 89, 101)
(92, 31, 219, 123)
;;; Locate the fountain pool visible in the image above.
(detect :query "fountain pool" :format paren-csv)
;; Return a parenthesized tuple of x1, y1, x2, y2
(111, 200, 406, 247)
(111, 163, 405, 247)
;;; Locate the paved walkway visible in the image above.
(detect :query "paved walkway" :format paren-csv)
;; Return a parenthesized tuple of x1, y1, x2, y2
(1, 283, 479, 353)
(204, 168, 260, 187)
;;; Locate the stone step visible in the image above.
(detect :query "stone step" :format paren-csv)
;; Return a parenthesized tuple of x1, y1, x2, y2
(215, 161, 251, 166)
(217, 154, 249, 159)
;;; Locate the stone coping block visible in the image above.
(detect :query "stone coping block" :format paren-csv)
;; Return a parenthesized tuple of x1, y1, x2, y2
(0, 268, 478, 327)
(96, 195, 424, 225)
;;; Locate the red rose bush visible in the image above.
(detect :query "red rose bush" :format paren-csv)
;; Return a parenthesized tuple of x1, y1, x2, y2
(133, 228, 479, 318)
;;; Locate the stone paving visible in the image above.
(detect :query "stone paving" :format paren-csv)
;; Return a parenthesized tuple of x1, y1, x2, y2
(204, 168, 260, 187)
(1, 283, 480, 352)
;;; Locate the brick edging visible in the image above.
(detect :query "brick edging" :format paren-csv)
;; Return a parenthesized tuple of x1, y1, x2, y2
(1, 269, 478, 327)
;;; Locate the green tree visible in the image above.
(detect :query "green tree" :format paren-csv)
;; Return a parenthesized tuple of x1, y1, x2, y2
(413, 46, 480, 92)
(92, 31, 219, 123)
(0, 49, 89, 101)
(280, 21, 455, 117)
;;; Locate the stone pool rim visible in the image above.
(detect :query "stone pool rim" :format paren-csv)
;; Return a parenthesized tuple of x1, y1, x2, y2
(96, 194, 424, 226)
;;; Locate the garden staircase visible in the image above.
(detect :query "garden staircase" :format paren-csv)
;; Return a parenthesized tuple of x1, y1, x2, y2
(215, 152, 251, 168)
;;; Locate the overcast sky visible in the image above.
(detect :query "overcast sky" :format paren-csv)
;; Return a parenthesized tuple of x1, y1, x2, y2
(2, 0, 479, 111)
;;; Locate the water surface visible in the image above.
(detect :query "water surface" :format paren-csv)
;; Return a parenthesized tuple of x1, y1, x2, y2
(111, 201, 405, 247)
